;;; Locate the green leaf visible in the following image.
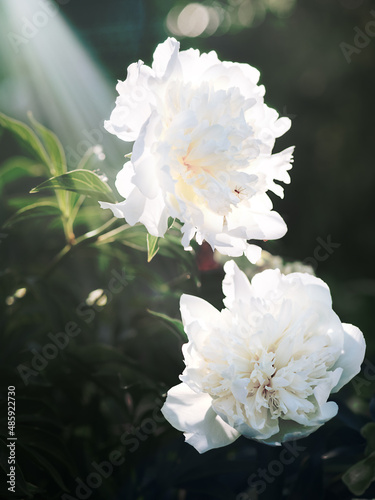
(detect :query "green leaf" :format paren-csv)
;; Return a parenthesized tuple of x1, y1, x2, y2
(342, 451, 375, 496)
(28, 112, 67, 176)
(75, 145, 104, 171)
(147, 309, 187, 341)
(147, 233, 159, 262)
(20, 444, 69, 492)
(3, 201, 61, 228)
(70, 344, 138, 366)
(0, 111, 49, 166)
(0, 156, 45, 185)
(362, 422, 375, 455)
(16, 426, 73, 473)
(96, 224, 147, 250)
(342, 423, 375, 495)
(159, 233, 196, 268)
(66, 346, 153, 388)
(30, 169, 116, 203)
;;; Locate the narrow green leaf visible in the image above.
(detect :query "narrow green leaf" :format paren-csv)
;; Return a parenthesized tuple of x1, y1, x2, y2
(16, 426, 74, 474)
(362, 422, 375, 455)
(30, 169, 116, 203)
(0, 111, 49, 166)
(19, 445, 69, 492)
(147, 309, 187, 341)
(75, 145, 104, 171)
(70, 344, 137, 366)
(3, 202, 61, 228)
(0, 156, 45, 185)
(96, 224, 147, 250)
(66, 346, 152, 387)
(147, 233, 159, 262)
(342, 451, 375, 496)
(159, 233, 195, 268)
(28, 112, 67, 176)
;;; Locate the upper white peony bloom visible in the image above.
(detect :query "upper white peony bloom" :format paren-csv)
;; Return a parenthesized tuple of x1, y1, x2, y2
(161, 261, 366, 452)
(100, 37, 294, 262)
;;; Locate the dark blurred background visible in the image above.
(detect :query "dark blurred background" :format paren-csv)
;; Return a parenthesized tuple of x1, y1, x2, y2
(0, 1, 374, 499)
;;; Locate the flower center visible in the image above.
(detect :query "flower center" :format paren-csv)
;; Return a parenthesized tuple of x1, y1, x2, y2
(202, 337, 339, 432)
(159, 80, 259, 216)
(246, 351, 284, 416)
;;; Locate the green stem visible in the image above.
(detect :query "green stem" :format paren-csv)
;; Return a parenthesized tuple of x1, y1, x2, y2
(96, 223, 132, 244)
(74, 217, 119, 245)
(42, 217, 119, 278)
(42, 243, 72, 278)
(68, 194, 86, 226)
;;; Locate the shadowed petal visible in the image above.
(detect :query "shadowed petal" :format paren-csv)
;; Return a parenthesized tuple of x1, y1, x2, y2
(331, 323, 366, 393)
(161, 383, 240, 453)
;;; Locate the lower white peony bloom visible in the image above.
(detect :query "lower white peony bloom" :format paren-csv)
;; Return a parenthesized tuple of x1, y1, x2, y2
(161, 261, 365, 452)
(100, 37, 294, 262)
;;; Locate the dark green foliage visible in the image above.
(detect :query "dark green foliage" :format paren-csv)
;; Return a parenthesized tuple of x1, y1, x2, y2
(1, 0, 375, 496)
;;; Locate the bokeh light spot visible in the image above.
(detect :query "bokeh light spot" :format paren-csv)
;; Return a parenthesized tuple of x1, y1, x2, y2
(177, 3, 210, 37)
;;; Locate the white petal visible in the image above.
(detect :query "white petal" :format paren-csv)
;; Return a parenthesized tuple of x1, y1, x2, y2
(104, 61, 154, 142)
(273, 117, 292, 138)
(180, 294, 221, 332)
(132, 154, 159, 199)
(118, 187, 169, 236)
(331, 323, 366, 393)
(251, 268, 283, 297)
(152, 37, 180, 79)
(201, 210, 225, 238)
(115, 162, 136, 199)
(209, 233, 248, 257)
(245, 244, 262, 264)
(251, 209, 288, 240)
(139, 195, 169, 237)
(179, 49, 220, 83)
(203, 62, 261, 98)
(120, 187, 146, 226)
(179, 223, 195, 250)
(161, 383, 240, 453)
(292, 272, 332, 307)
(236, 416, 280, 442)
(314, 401, 339, 423)
(222, 260, 253, 309)
(260, 420, 320, 445)
(226, 195, 287, 241)
(98, 200, 127, 219)
(261, 402, 337, 445)
(313, 368, 342, 406)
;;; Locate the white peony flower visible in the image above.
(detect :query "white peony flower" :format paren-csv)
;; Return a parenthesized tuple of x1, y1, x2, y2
(100, 37, 294, 262)
(161, 261, 365, 452)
